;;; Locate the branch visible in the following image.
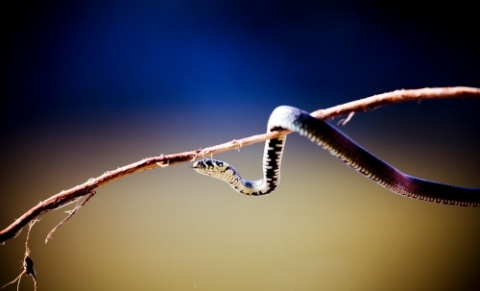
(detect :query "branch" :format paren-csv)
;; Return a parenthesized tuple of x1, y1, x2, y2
(1, 86, 479, 243)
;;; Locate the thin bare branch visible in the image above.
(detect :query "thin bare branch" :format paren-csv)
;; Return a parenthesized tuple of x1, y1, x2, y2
(310, 86, 480, 119)
(1, 86, 479, 243)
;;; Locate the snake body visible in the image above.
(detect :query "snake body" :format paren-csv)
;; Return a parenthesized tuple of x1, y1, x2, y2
(193, 106, 480, 206)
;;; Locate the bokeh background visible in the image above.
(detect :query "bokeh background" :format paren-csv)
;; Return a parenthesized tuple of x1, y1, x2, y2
(1, 1, 480, 290)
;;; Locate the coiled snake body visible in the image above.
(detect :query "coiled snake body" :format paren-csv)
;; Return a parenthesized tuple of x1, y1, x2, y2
(193, 106, 480, 207)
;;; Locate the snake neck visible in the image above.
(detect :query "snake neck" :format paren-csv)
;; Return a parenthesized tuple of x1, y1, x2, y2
(229, 136, 286, 196)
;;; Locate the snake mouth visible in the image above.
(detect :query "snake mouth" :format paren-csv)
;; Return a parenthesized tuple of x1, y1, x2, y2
(197, 169, 215, 175)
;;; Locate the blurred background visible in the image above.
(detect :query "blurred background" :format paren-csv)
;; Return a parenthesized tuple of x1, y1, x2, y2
(1, 0, 479, 290)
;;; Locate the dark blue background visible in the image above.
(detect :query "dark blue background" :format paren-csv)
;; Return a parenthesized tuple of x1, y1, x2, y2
(2, 1, 479, 128)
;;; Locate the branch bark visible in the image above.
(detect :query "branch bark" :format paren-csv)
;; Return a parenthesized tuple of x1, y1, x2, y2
(1, 86, 479, 243)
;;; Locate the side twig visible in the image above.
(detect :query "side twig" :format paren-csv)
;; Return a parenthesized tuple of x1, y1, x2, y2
(1, 86, 479, 244)
(2, 220, 39, 290)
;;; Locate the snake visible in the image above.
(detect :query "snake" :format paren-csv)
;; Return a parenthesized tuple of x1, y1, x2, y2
(192, 106, 480, 207)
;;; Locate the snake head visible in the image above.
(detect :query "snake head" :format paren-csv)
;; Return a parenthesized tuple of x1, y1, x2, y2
(192, 159, 230, 176)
